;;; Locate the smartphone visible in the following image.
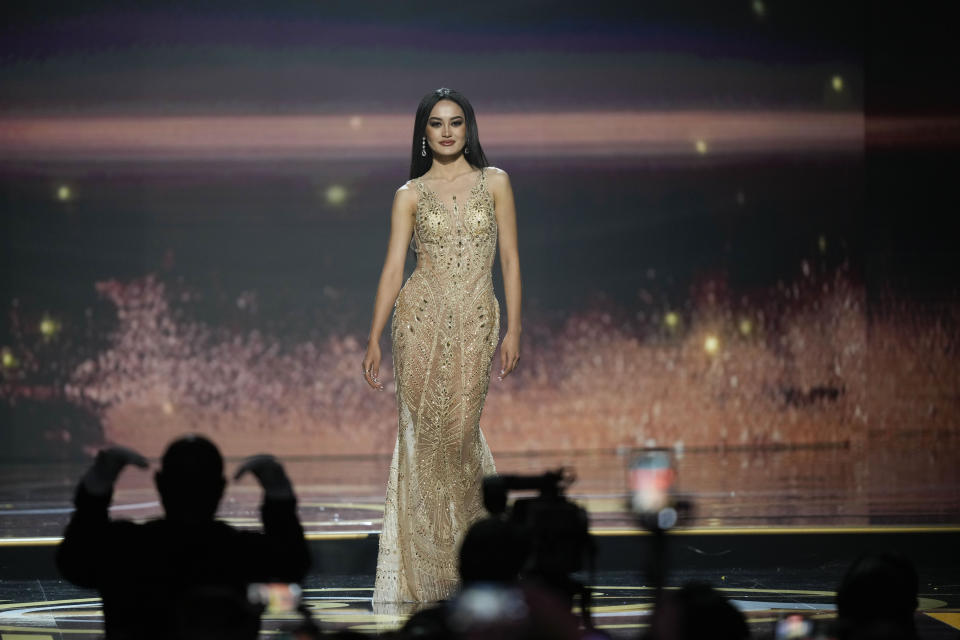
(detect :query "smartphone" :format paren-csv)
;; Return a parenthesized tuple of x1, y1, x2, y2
(628, 448, 675, 515)
(774, 613, 815, 640)
(247, 582, 303, 613)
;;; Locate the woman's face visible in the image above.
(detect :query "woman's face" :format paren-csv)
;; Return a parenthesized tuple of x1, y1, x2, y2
(425, 99, 467, 159)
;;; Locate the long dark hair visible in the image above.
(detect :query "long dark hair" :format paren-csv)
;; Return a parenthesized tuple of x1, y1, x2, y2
(409, 88, 489, 180)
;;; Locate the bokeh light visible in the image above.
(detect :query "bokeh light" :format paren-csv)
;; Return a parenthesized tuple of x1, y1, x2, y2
(348, 116, 363, 130)
(818, 234, 827, 254)
(664, 311, 680, 330)
(704, 335, 720, 354)
(739, 318, 753, 336)
(751, 0, 766, 18)
(39, 315, 60, 338)
(831, 75, 844, 92)
(2, 348, 17, 369)
(56, 185, 72, 202)
(325, 184, 348, 206)
(695, 139, 709, 155)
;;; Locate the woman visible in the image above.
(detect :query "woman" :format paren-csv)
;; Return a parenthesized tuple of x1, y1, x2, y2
(362, 88, 522, 603)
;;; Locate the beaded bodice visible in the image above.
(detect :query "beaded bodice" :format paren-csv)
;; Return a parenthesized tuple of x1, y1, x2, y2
(412, 169, 497, 285)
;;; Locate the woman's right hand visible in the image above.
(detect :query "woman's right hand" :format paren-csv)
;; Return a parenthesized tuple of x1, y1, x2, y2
(362, 341, 384, 390)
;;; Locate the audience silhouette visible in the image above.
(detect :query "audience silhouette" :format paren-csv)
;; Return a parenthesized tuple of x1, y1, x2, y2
(400, 515, 588, 640)
(835, 552, 920, 640)
(56, 435, 310, 640)
(458, 516, 530, 586)
(646, 582, 749, 640)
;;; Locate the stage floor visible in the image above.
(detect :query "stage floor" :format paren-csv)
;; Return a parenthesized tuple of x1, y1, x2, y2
(2, 444, 959, 540)
(1, 445, 959, 637)
(1, 569, 959, 638)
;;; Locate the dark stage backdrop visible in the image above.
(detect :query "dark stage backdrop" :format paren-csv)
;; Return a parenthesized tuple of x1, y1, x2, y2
(1, 2, 957, 460)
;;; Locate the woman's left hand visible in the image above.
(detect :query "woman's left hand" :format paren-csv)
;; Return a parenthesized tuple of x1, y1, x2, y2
(498, 330, 521, 381)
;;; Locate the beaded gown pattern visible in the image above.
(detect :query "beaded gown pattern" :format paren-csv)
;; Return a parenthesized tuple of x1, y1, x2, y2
(373, 169, 499, 603)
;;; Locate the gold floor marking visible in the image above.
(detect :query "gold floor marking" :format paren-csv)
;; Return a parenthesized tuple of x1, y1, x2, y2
(300, 521, 383, 527)
(303, 602, 350, 610)
(0, 598, 99, 612)
(0, 538, 62, 547)
(591, 525, 960, 536)
(23, 609, 100, 617)
(300, 502, 385, 512)
(926, 612, 960, 630)
(0, 628, 85, 635)
(305, 533, 371, 541)
(592, 585, 837, 597)
(596, 623, 648, 630)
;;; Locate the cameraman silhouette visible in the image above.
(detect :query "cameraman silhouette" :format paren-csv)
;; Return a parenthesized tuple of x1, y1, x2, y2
(56, 435, 310, 640)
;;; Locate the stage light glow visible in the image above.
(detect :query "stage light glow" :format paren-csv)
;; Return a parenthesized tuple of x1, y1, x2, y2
(57, 185, 72, 202)
(664, 311, 680, 329)
(2, 349, 17, 368)
(326, 184, 348, 206)
(704, 335, 720, 354)
(695, 139, 708, 155)
(348, 116, 363, 130)
(2, 111, 868, 161)
(739, 319, 753, 336)
(818, 234, 827, 253)
(752, 0, 766, 17)
(40, 315, 59, 338)
(832, 75, 844, 92)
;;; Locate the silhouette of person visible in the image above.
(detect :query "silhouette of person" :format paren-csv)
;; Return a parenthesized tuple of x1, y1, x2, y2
(647, 582, 749, 640)
(458, 516, 529, 586)
(56, 435, 310, 640)
(401, 516, 587, 640)
(835, 552, 920, 640)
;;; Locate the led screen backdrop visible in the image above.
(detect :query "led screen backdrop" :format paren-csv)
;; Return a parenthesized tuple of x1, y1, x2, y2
(1, 2, 957, 460)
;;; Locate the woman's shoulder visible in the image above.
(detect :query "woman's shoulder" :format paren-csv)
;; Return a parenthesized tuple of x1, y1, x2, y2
(482, 166, 511, 192)
(393, 180, 420, 207)
(482, 166, 510, 182)
(397, 178, 423, 195)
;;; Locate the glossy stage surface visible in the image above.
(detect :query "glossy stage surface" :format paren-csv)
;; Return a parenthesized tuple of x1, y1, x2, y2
(1, 569, 959, 638)
(2, 444, 959, 540)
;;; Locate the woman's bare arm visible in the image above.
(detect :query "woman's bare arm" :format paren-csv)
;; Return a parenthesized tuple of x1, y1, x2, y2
(363, 184, 417, 389)
(489, 168, 522, 380)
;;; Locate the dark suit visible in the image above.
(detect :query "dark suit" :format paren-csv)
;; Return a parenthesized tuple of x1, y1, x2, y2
(57, 485, 310, 639)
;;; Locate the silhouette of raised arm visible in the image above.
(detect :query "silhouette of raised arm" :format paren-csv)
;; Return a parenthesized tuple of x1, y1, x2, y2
(235, 454, 295, 500)
(82, 446, 149, 495)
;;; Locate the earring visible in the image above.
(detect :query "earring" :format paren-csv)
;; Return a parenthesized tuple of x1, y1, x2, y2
(464, 143, 469, 156)
(421, 137, 427, 157)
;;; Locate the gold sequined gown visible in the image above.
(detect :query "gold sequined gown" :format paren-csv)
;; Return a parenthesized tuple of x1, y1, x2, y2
(373, 169, 499, 603)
